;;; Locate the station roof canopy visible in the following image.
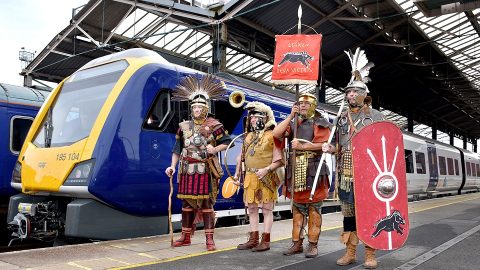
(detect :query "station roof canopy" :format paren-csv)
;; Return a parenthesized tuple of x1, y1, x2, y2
(22, 0, 480, 140)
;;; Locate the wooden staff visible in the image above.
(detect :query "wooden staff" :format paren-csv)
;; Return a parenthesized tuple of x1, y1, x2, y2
(168, 175, 174, 246)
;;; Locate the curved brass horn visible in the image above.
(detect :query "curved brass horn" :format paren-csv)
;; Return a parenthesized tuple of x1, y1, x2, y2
(228, 91, 245, 108)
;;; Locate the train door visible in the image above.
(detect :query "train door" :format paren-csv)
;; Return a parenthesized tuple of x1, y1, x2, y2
(9, 116, 35, 154)
(4, 115, 34, 194)
(426, 142, 439, 192)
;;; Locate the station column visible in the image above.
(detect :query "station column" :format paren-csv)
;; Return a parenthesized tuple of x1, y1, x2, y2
(23, 74, 33, 87)
(212, 23, 227, 73)
(407, 109, 414, 132)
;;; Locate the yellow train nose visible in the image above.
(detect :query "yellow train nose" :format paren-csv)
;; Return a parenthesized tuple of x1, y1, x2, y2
(21, 140, 87, 192)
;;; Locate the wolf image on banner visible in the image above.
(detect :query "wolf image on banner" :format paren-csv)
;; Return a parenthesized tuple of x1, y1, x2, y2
(278, 52, 313, 67)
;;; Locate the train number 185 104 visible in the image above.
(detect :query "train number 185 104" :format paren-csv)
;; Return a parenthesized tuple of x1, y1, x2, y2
(56, 152, 80, 161)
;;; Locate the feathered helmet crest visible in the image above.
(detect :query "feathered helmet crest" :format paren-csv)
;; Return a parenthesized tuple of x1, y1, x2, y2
(244, 101, 276, 130)
(344, 48, 374, 95)
(172, 74, 226, 108)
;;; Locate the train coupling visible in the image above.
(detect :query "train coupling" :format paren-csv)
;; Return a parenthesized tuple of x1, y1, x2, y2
(7, 202, 64, 246)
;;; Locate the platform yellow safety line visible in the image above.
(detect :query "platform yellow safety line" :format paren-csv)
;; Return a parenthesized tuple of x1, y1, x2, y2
(110, 193, 480, 270)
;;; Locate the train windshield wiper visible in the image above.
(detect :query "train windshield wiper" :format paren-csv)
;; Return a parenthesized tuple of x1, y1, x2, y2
(44, 107, 54, 148)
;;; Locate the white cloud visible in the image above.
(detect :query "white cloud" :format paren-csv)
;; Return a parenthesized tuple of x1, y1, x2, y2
(0, 0, 87, 86)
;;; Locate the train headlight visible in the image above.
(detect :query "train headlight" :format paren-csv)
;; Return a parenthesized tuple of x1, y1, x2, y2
(64, 159, 95, 186)
(12, 161, 22, 183)
(18, 203, 36, 216)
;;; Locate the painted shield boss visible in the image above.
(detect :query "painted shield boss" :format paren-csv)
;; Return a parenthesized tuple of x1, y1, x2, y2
(352, 121, 409, 250)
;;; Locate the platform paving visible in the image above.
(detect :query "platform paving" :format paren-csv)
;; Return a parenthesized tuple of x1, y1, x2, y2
(0, 193, 478, 270)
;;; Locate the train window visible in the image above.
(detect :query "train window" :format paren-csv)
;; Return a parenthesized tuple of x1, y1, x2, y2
(415, 152, 426, 174)
(32, 60, 127, 147)
(466, 162, 471, 176)
(454, 159, 459, 175)
(476, 164, 480, 177)
(144, 90, 171, 131)
(10, 116, 34, 154)
(160, 100, 190, 134)
(471, 163, 477, 177)
(438, 156, 447, 175)
(404, 149, 414, 173)
(447, 158, 454, 175)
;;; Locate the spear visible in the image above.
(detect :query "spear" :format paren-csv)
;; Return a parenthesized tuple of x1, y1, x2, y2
(309, 98, 345, 200)
(290, 4, 302, 209)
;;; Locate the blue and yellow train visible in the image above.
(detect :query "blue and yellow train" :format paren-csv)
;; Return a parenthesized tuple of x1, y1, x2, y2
(7, 49, 307, 241)
(7, 48, 479, 242)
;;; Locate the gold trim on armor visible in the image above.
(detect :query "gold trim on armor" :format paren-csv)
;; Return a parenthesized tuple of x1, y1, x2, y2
(177, 194, 210, 199)
(294, 154, 308, 192)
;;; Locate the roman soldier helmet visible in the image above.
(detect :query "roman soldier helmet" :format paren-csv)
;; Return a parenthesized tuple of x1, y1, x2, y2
(344, 48, 374, 107)
(172, 74, 225, 119)
(244, 101, 276, 131)
(298, 92, 318, 119)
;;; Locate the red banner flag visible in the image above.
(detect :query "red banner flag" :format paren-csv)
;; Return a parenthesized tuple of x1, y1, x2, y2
(271, 34, 322, 85)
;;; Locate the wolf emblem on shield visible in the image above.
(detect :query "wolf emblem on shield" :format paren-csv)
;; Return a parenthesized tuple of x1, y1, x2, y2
(372, 210, 406, 238)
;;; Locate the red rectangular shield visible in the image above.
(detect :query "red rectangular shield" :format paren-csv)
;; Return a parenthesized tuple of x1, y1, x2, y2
(271, 34, 322, 85)
(352, 121, 409, 250)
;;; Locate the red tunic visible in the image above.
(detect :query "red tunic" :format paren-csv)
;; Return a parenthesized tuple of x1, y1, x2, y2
(276, 119, 331, 203)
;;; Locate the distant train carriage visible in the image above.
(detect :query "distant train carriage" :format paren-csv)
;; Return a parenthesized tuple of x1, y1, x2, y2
(403, 132, 480, 197)
(0, 83, 48, 201)
(462, 150, 480, 191)
(7, 49, 479, 243)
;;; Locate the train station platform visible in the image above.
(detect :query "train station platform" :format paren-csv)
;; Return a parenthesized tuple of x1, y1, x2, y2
(0, 192, 479, 270)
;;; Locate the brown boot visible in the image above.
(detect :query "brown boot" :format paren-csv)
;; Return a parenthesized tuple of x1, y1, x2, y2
(205, 231, 216, 251)
(305, 241, 318, 258)
(203, 210, 216, 251)
(283, 238, 303, 255)
(284, 206, 305, 256)
(336, 231, 358, 266)
(252, 233, 270, 252)
(305, 206, 321, 258)
(173, 208, 194, 247)
(237, 231, 259, 250)
(364, 246, 377, 269)
(173, 228, 192, 247)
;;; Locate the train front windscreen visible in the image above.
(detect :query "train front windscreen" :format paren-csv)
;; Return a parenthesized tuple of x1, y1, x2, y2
(33, 60, 128, 148)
